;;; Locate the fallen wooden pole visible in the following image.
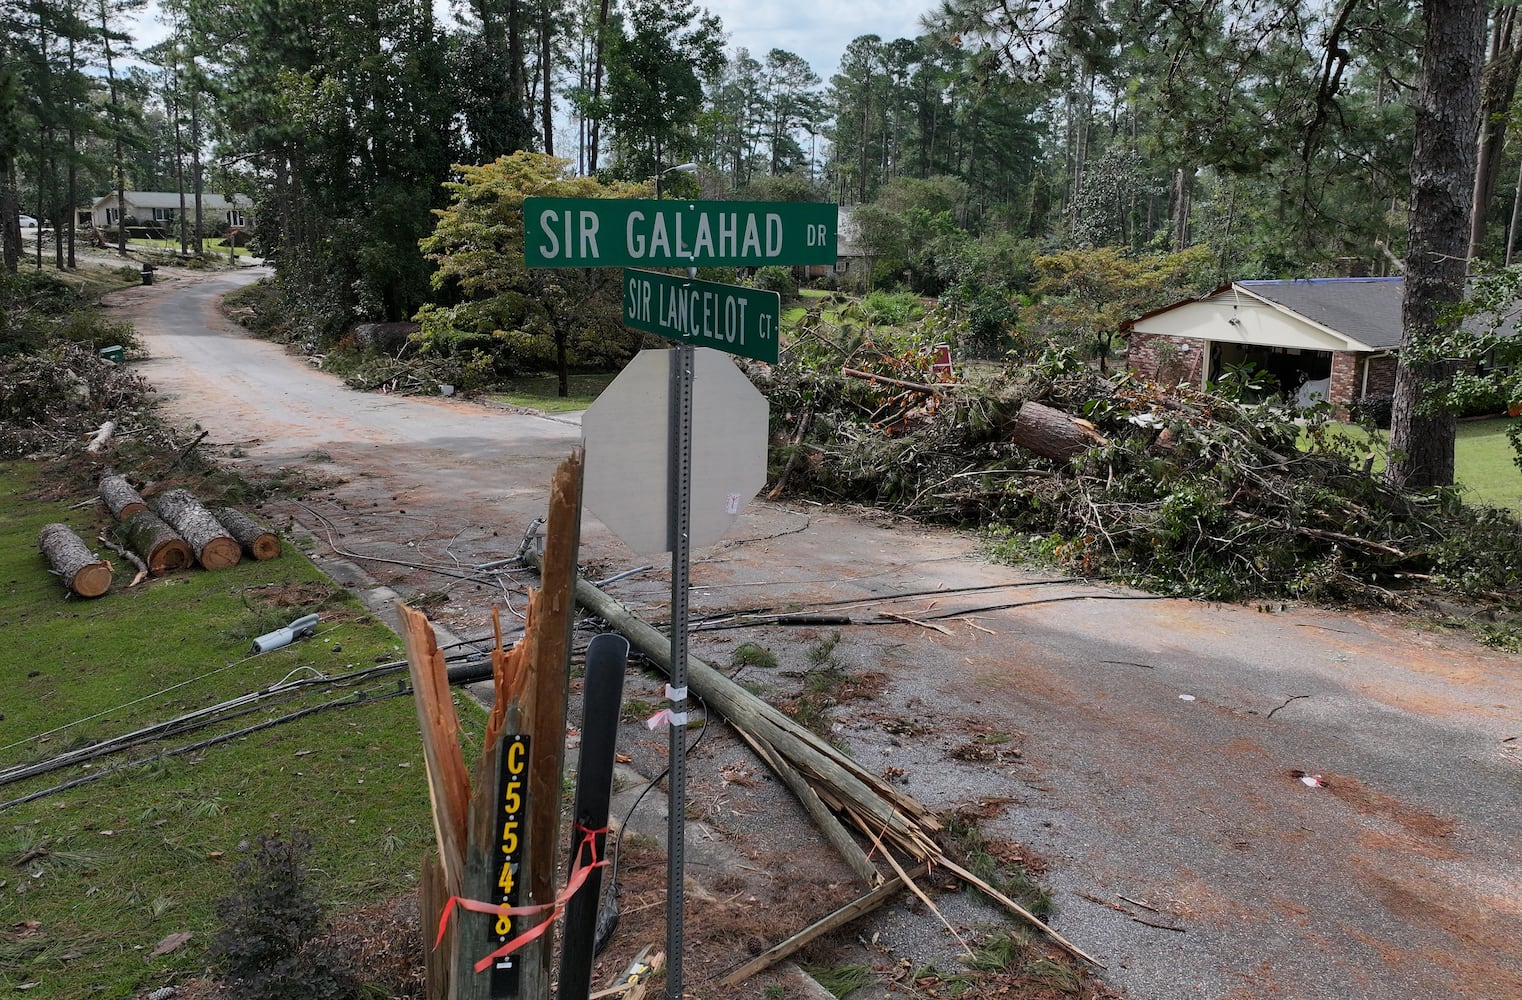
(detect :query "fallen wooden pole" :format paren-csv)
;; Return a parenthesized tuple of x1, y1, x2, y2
(535, 562, 1101, 967)
(733, 724, 880, 887)
(718, 863, 932, 988)
(535, 559, 937, 857)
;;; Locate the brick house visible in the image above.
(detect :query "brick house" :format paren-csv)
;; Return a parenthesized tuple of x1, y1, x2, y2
(1125, 278, 1404, 412)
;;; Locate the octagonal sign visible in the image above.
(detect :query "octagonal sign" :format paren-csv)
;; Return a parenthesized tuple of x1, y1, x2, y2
(581, 347, 769, 554)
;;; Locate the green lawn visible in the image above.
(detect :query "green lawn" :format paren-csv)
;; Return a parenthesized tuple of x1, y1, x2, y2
(1303, 417, 1522, 511)
(488, 372, 618, 412)
(0, 463, 476, 999)
(127, 237, 255, 260)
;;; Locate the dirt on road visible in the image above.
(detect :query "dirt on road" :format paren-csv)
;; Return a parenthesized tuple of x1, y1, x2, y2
(107, 267, 1522, 1000)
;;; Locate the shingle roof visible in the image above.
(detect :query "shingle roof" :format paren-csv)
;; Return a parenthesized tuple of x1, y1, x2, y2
(1236, 277, 1404, 350)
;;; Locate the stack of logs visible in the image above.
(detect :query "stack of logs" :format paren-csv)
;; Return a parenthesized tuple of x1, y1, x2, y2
(38, 476, 282, 598)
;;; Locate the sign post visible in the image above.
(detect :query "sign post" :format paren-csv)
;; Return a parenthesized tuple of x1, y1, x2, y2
(538, 195, 834, 1000)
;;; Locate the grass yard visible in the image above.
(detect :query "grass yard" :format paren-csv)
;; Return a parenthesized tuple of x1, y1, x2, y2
(0, 463, 479, 999)
(1302, 417, 1522, 511)
(488, 372, 618, 412)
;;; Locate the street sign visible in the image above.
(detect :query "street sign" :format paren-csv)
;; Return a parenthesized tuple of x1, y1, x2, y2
(524, 198, 836, 267)
(581, 348, 768, 555)
(623, 269, 781, 364)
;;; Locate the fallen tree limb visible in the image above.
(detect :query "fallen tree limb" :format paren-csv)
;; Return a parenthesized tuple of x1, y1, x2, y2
(842, 367, 944, 394)
(98, 533, 147, 587)
(86, 420, 117, 454)
(1010, 401, 1108, 460)
(717, 863, 932, 987)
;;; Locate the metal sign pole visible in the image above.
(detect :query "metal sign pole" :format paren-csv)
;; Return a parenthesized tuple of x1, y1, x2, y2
(666, 343, 694, 1000)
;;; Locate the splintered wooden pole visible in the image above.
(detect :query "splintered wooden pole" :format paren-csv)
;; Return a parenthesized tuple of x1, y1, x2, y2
(455, 737, 503, 1000)
(401, 603, 470, 895)
(515, 450, 584, 998)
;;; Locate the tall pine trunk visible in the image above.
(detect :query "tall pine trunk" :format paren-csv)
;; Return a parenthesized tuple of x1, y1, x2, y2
(1389, 0, 1488, 490)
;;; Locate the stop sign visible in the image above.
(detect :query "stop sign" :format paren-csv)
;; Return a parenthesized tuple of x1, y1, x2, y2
(581, 347, 769, 554)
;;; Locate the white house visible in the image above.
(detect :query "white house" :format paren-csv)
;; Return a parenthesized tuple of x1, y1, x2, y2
(1125, 278, 1406, 410)
(90, 191, 255, 229)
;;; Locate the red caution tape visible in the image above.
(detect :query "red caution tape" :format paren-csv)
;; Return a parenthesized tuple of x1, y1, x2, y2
(434, 825, 609, 974)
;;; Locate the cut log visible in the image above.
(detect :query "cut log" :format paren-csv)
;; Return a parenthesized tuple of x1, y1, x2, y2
(1010, 400, 1108, 461)
(98, 474, 146, 521)
(119, 509, 194, 575)
(152, 489, 241, 570)
(38, 523, 111, 598)
(212, 507, 281, 561)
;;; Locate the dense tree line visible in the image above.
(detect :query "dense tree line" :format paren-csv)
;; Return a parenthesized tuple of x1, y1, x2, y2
(0, 0, 1507, 484)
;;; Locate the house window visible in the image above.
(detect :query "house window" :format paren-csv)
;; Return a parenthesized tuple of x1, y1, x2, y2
(226, 210, 245, 227)
(105, 208, 119, 225)
(152, 207, 175, 222)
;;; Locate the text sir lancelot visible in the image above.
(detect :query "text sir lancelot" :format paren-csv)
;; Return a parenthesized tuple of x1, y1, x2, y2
(624, 273, 774, 349)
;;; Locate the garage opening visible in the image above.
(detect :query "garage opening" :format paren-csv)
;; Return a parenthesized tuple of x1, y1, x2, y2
(1211, 344, 1333, 406)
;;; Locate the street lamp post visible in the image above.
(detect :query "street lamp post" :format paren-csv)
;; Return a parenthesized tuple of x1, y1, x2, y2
(654, 161, 698, 199)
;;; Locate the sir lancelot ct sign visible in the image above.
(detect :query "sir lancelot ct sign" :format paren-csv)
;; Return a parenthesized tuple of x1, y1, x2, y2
(524, 197, 836, 268)
(623, 269, 780, 364)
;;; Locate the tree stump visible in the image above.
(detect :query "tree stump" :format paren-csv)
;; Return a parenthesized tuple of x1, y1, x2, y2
(153, 489, 241, 570)
(1010, 401, 1109, 461)
(99, 474, 147, 520)
(213, 507, 281, 561)
(120, 509, 195, 575)
(39, 523, 112, 598)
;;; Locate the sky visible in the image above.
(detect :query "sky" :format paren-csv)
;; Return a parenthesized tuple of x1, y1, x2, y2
(703, 0, 930, 79)
(126, 0, 932, 85)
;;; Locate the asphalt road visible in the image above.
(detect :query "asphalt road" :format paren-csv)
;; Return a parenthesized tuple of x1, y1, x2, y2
(117, 268, 1522, 1000)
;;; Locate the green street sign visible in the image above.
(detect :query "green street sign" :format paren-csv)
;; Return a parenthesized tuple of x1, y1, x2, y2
(525, 198, 836, 267)
(622, 269, 781, 364)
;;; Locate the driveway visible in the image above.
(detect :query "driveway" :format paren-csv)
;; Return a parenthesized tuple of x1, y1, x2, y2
(113, 269, 1522, 999)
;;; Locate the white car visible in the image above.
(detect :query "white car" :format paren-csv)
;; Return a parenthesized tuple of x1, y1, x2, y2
(18, 215, 37, 229)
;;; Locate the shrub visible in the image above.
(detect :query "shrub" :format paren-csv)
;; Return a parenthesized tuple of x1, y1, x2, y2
(211, 832, 361, 1000)
(1351, 393, 1393, 429)
(751, 265, 796, 298)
